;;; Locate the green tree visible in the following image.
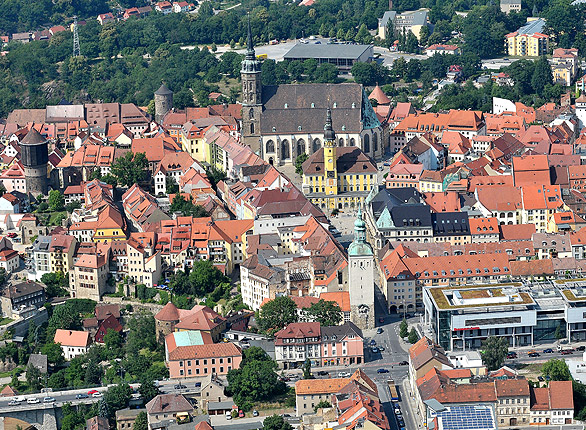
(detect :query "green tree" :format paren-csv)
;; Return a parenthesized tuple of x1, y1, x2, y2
(314, 63, 339, 83)
(110, 152, 148, 187)
(355, 24, 372, 44)
(41, 272, 68, 298)
(125, 311, 157, 355)
(84, 360, 103, 385)
(408, 327, 419, 344)
(165, 176, 179, 195)
(98, 398, 109, 418)
(41, 342, 65, 366)
(304, 300, 342, 326)
(133, 411, 148, 430)
(399, 319, 408, 338)
(47, 303, 82, 339)
(139, 377, 160, 403)
(257, 296, 299, 335)
(205, 166, 227, 190)
(542, 359, 572, 381)
(554, 325, 564, 340)
(48, 189, 64, 211)
(227, 348, 286, 411)
(263, 415, 293, 430)
(295, 153, 308, 175)
(419, 26, 430, 46)
(104, 329, 123, 358)
(26, 364, 42, 391)
(169, 194, 209, 218)
(531, 56, 553, 95)
(303, 358, 312, 379)
(480, 336, 509, 371)
(314, 400, 331, 412)
(104, 383, 132, 420)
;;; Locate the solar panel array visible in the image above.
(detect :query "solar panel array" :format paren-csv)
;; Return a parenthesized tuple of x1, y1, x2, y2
(434, 405, 496, 430)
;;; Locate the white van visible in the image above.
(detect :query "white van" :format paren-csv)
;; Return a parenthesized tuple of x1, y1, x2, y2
(225, 411, 232, 420)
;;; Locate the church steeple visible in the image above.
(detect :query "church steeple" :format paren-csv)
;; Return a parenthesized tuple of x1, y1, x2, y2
(324, 108, 336, 142)
(246, 13, 255, 60)
(348, 207, 373, 256)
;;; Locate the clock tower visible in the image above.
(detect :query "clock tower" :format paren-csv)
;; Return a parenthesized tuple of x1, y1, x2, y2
(323, 109, 338, 201)
(348, 207, 375, 330)
(241, 14, 262, 153)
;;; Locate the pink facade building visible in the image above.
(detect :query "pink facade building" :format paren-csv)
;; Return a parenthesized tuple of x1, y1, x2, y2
(320, 322, 364, 366)
(167, 343, 242, 379)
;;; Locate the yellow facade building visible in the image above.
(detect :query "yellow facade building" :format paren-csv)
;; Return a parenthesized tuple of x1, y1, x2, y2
(302, 109, 378, 211)
(506, 18, 549, 57)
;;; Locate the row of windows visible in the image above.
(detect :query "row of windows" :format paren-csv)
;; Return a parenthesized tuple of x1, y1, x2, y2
(179, 357, 232, 366)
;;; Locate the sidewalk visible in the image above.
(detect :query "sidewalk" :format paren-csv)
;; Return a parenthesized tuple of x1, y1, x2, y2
(401, 377, 423, 430)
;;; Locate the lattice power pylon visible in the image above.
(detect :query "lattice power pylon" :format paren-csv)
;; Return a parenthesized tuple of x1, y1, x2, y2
(72, 16, 80, 57)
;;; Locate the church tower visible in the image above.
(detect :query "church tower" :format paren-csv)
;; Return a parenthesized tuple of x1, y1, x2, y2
(348, 207, 375, 330)
(323, 109, 338, 200)
(241, 14, 262, 153)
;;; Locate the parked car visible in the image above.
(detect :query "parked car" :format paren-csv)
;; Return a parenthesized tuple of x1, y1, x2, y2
(338, 372, 351, 377)
(317, 371, 329, 376)
(92, 392, 102, 398)
(399, 361, 408, 366)
(7, 233, 17, 238)
(27, 398, 40, 404)
(543, 348, 554, 353)
(561, 349, 574, 355)
(538, 376, 544, 381)
(253, 410, 259, 417)
(371, 347, 379, 353)
(76, 393, 89, 399)
(279, 376, 290, 382)
(174, 384, 186, 389)
(528, 351, 540, 357)
(394, 406, 401, 415)
(377, 328, 383, 334)
(369, 340, 376, 346)
(87, 390, 98, 395)
(506, 352, 517, 359)
(195, 382, 201, 388)
(577, 345, 586, 351)
(43, 396, 55, 403)
(378, 347, 385, 352)
(377, 368, 389, 373)
(8, 400, 20, 406)
(238, 410, 244, 418)
(225, 411, 232, 420)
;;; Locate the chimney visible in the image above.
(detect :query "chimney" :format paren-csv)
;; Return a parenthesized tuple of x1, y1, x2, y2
(389, 0, 393, 9)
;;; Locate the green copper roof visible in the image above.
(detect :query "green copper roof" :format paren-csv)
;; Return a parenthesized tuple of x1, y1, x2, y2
(348, 208, 373, 256)
(172, 330, 206, 347)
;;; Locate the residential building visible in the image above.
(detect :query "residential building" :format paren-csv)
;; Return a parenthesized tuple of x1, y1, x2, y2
(94, 314, 122, 344)
(500, 0, 521, 13)
(0, 281, 45, 319)
(378, 10, 429, 40)
(530, 381, 574, 425)
(127, 234, 161, 289)
(97, 12, 116, 25)
(506, 18, 549, 57)
(153, 151, 198, 196)
(469, 217, 500, 243)
(69, 252, 110, 301)
(155, 302, 226, 342)
(426, 44, 460, 56)
(166, 343, 242, 378)
(54, 329, 91, 360)
(115, 409, 143, 430)
(320, 322, 364, 366)
(146, 394, 193, 429)
(385, 163, 423, 189)
(551, 48, 579, 87)
(295, 377, 352, 416)
(275, 322, 321, 369)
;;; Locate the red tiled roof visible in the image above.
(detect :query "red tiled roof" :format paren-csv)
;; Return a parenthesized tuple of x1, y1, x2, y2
(167, 342, 241, 361)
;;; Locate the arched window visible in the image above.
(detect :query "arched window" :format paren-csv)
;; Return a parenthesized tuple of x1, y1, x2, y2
(338, 138, 344, 147)
(281, 140, 290, 160)
(266, 140, 275, 153)
(350, 138, 356, 147)
(250, 123, 255, 134)
(363, 134, 370, 153)
(297, 139, 306, 155)
(373, 133, 378, 152)
(313, 138, 321, 153)
(249, 108, 254, 119)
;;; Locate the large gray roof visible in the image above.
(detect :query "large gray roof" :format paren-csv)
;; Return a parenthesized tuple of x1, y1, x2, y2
(155, 83, 173, 95)
(284, 43, 373, 60)
(261, 83, 365, 134)
(45, 105, 84, 122)
(20, 128, 46, 145)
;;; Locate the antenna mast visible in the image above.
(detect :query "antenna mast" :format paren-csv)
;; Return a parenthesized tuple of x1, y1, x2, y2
(73, 16, 80, 57)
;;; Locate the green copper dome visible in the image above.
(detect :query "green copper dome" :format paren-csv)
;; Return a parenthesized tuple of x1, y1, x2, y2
(348, 207, 373, 257)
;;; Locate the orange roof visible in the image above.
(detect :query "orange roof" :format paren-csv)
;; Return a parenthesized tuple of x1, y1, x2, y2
(168, 342, 241, 361)
(549, 380, 573, 409)
(319, 291, 350, 312)
(368, 85, 391, 105)
(295, 378, 351, 395)
(469, 217, 499, 234)
(54, 329, 91, 348)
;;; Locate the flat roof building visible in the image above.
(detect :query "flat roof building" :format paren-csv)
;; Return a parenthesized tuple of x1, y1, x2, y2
(283, 43, 373, 73)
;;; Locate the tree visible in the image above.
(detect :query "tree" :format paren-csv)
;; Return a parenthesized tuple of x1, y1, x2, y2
(26, 364, 42, 391)
(48, 189, 64, 211)
(408, 327, 419, 344)
(169, 194, 209, 218)
(304, 300, 342, 326)
(47, 304, 82, 339)
(133, 411, 148, 430)
(480, 336, 509, 371)
(257, 296, 299, 335)
(303, 358, 312, 379)
(314, 400, 331, 412)
(314, 63, 339, 83)
(262, 415, 293, 430)
(165, 176, 179, 195)
(104, 329, 123, 358)
(41, 272, 68, 298)
(399, 319, 408, 338)
(125, 311, 157, 355)
(139, 377, 160, 403)
(295, 153, 308, 175)
(104, 383, 132, 419)
(531, 56, 553, 95)
(110, 152, 148, 187)
(84, 360, 103, 385)
(554, 325, 564, 340)
(41, 342, 65, 366)
(542, 359, 572, 381)
(419, 26, 430, 46)
(205, 166, 227, 190)
(355, 24, 372, 44)
(227, 347, 286, 410)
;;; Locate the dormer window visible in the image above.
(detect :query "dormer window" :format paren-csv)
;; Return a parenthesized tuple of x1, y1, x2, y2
(342, 126, 346, 131)
(333, 103, 337, 108)
(298, 126, 302, 131)
(311, 103, 315, 108)
(352, 103, 356, 108)
(272, 127, 276, 132)
(284, 103, 288, 108)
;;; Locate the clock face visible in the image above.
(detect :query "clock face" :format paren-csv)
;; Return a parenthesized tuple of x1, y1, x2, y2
(328, 159, 333, 163)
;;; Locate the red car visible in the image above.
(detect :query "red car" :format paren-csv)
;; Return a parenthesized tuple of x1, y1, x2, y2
(561, 350, 574, 355)
(87, 389, 99, 395)
(238, 410, 244, 418)
(6, 233, 16, 238)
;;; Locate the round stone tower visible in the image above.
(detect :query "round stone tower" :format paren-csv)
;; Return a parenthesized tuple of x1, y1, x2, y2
(154, 83, 173, 124)
(20, 128, 48, 196)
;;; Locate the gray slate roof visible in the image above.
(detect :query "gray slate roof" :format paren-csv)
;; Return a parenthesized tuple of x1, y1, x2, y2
(284, 43, 372, 60)
(27, 353, 47, 373)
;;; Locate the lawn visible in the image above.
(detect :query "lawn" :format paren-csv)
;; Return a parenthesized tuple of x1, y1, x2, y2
(0, 317, 13, 326)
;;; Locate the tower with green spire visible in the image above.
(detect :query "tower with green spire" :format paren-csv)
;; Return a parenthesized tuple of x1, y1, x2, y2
(348, 207, 375, 329)
(241, 13, 262, 153)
